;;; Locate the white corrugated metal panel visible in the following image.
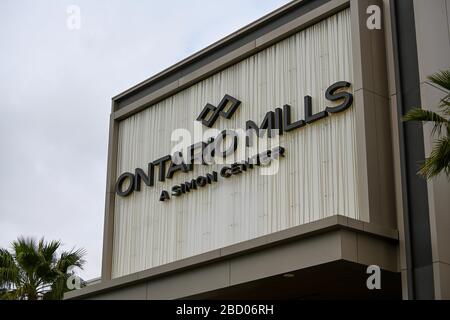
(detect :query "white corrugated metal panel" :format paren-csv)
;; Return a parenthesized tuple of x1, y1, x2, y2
(112, 9, 357, 278)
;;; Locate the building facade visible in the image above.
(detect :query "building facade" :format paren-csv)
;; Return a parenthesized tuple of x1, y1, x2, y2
(66, 0, 450, 300)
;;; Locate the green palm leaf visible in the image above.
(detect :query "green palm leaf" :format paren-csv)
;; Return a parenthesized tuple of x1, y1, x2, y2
(403, 108, 448, 136)
(0, 237, 85, 300)
(428, 69, 450, 92)
(0, 249, 20, 288)
(404, 69, 450, 179)
(428, 70, 450, 115)
(419, 137, 450, 178)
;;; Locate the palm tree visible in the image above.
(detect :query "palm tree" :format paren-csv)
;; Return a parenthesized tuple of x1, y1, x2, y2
(404, 69, 450, 179)
(0, 237, 85, 300)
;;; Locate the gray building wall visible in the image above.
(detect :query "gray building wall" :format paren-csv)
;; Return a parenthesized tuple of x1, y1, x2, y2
(413, 0, 450, 300)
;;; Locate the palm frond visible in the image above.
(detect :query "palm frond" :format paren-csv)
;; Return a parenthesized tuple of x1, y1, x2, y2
(56, 248, 86, 273)
(38, 238, 60, 266)
(428, 69, 450, 92)
(403, 108, 448, 136)
(0, 249, 20, 287)
(428, 69, 450, 116)
(419, 137, 450, 179)
(12, 237, 40, 281)
(1, 237, 86, 300)
(43, 275, 68, 300)
(440, 97, 450, 116)
(38, 238, 60, 264)
(0, 289, 20, 300)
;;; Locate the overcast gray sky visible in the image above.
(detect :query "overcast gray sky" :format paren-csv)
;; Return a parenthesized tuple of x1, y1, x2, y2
(0, 0, 291, 280)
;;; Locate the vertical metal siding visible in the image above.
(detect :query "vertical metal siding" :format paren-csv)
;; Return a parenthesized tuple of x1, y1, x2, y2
(112, 9, 356, 278)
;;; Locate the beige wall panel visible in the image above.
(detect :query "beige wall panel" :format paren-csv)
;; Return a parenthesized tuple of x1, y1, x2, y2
(112, 9, 358, 278)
